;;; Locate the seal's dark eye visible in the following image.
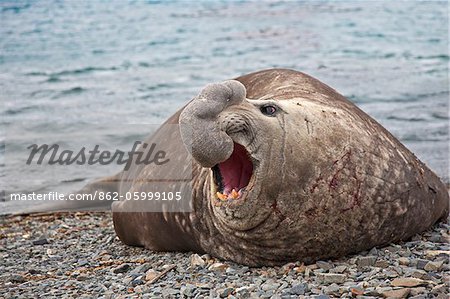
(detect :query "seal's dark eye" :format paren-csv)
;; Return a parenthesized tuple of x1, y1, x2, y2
(260, 105, 277, 116)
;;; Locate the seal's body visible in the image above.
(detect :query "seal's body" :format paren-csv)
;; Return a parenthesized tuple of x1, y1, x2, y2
(110, 69, 448, 266)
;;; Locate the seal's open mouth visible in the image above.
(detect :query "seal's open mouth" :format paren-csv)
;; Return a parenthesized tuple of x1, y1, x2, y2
(212, 143, 253, 200)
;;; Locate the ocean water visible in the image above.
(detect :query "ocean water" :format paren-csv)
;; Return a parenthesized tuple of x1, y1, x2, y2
(0, 1, 448, 213)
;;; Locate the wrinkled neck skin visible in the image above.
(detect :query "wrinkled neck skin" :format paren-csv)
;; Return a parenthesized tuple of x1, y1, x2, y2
(180, 80, 292, 265)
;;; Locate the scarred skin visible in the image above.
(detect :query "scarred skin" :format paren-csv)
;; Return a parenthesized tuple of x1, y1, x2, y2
(111, 69, 449, 266)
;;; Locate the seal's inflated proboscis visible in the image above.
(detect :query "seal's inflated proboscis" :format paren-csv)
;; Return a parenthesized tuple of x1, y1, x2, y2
(111, 69, 448, 266)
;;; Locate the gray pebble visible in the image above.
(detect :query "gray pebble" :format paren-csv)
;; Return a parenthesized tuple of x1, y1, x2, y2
(112, 263, 130, 274)
(431, 284, 446, 294)
(261, 280, 280, 291)
(130, 263, 152, 275)
(323, 283, 339, 295)
(409, 269, 425, 279)
(131, 278, 144, 286)
(424, 260, 443, 271)
(374, 260, 389, 268)
(260, 290, 274, 298)
(76, 274, 89, 281)
(316, 261, 333, 271)
(162, 288, 180, 296)
(32, 238, 49, 245)
(289, 283, 308, 295)
(428, 234, 442, 243)
(399, 248, 412, 257)
(182, 284, 196, 297)
(28, 269, 41, 275)
(369, 247, 378, 256)
(416, 259, 429, 269)
(9, 274, 25, 283)
(77, 259, 89, 267)
(398, 257, 409, 266)
(357, 256, 377, 267)
(219, 287, 234, 298)
(409, 287, 426, 296)
(330, 265, 347, 273)
(317, 273, 347, 284)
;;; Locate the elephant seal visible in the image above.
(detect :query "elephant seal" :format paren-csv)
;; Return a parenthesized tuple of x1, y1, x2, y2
(110, 68, 448, 266)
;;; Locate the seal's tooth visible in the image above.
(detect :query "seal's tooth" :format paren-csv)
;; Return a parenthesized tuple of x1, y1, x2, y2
(216, 192, 228, 201)
(230, 189, 239, 199)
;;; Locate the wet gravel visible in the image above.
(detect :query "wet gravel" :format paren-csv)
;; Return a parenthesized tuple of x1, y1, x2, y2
(0, 212, 448, 298)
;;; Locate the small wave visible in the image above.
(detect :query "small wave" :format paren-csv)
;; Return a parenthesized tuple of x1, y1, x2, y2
(341, 49, 367, 55)
(353, 32, 386, 39)
(332, 7, 363, 13)
(25, 66, 119, 78)
(148, 38, 180, 46)
(25, 71, 47, 76)
(215, 36, 233, 42)
(0, 2, 31, 13)
(354, 90, 449, 103)
(427, 38, 441, 43)
(29, 89, 56, 98)
(3, 105, 38, 115)
(401, 135, 443, 142)
(400, 90, 449, 101)
(54, 66, 119, 76)
(431, 112, 449, 120)
(386, 115, 426, 122)
(61, 178, 86, 183)
(170, 55, 193, 62)
(383, 53, 396, 58)
(65, 86, 84, 93)
(45, 76, 63, 83)
(92, 49, 105, 54)
(52, 87, 86, 99)
(138, 83, 173, 92)
(138, 61, 151, 68)
(415, 54, 449, 60)
(424, 68, 446, 75)
(145, 0, 164, 4)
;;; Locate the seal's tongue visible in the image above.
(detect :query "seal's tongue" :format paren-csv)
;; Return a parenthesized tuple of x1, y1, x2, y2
(213, 143, 253, 200)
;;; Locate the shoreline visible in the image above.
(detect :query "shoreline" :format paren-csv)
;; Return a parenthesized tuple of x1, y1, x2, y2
(1, 212, 448, 298)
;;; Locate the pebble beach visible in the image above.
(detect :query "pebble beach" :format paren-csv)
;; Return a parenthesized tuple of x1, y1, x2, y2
(1, 212, 448, 298)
